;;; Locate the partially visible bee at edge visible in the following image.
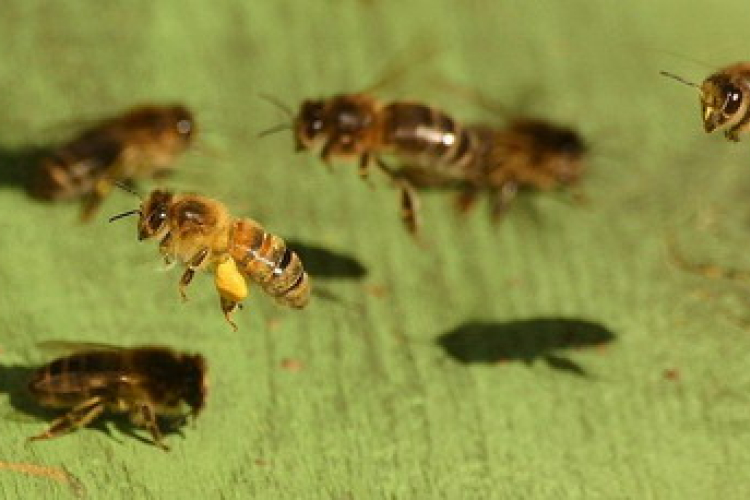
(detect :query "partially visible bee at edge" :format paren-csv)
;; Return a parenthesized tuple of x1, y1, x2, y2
(29, 103, 196, 221)
(27, 344, 208, 451)
(261, 93, 586, 233)
(110, 189, 311, 330)
(661, 63, 750, 141)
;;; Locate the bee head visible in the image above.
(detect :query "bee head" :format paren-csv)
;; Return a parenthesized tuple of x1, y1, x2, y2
(138, 190, 173, 241)
(183, 354, 209, 418)
(295, 99, 328, 151)
(701, 75, 746, 133)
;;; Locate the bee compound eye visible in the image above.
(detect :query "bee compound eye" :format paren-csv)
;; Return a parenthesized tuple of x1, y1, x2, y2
(149, 209, 167, 229)
(724, 88, 743, 115)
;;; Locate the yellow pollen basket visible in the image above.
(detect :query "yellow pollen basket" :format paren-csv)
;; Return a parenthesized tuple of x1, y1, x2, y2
(215, 258, 248, 302)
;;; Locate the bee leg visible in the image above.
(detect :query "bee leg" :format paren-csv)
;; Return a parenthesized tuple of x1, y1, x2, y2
(454, 188, 480, 213)
(319, 140, 336, 172)
(374, 157, 398, 179)
(490, 181, 518, 221)
(724, 128, 741, 142)
(160, 233, 177, 267)
(80, 178, 114, 222)
(215, 257, 248, 331)
(167, 413, 189, 431)
(358, 153, 369, 177)
(374, 158, 422, 234)
(180, 269, 195, 301)
(397, 180, 421, 235)
(220, 297, 240, 332)
(179, 247, 210, 301)
(356, 153, 378, 188)
(133, 404, 169, 451)
(159, 232, 172, 254)
(28, 396, 105, 443)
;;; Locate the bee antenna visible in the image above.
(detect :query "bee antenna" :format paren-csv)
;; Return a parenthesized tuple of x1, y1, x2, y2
(114, 181, 143, 200)
(257, 122, 292, 138)
(108, 209, 141, 223)
(660, 70, 700, 89)
(258, 93, 294, 120)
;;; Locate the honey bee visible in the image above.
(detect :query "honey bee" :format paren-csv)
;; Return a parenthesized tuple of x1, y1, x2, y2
(27, 344, 207, 451)
(30, 104, 195, 220)
(662, 64, 750, 141)
(110, 189, 310, 329)
(288, 94, 586, 231)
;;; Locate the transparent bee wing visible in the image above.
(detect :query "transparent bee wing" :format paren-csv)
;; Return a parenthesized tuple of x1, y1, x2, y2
(431, 78, 546, 124)
(35, 340, 125, 358)
(361, 40, 443, 95)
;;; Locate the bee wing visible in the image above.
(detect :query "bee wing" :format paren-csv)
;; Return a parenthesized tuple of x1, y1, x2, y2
(361, 41, 442, 95)
(35, 341, 126, 359)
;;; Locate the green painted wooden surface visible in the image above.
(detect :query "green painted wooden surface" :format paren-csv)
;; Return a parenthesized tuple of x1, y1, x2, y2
(2, 1, 750, 498)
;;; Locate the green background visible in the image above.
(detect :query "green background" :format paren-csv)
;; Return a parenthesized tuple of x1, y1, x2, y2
(2, 1, 750, 498)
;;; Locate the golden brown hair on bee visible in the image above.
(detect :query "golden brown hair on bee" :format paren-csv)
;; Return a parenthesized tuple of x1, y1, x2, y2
(486, 119, 586, 188)
(29, 104, 196, 220)
(417, 118, 584, 220)
(111, 189, 311, 329)
(293, 95, 485, 179)
(294, 95, 383, 162)
(662, 64, 750, 141)
(27, 345, 208, 451)
(229, 219, 310, 309)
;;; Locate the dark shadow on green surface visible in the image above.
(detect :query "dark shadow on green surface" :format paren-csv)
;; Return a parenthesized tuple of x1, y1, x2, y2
(0, 362, 186, 448)
(0, 363, 57, 420)
(287, 239, 367, 280)
(0, 145, 48, 193)
(437, 318, 615, 376)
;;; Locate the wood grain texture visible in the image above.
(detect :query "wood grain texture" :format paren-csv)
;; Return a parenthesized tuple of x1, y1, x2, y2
(2, 1, 750, 498)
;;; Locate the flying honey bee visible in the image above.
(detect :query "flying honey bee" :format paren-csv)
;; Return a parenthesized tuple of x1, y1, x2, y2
(30, 104, 196, 220)
(264, 94, 586, 232)
(661, 64, 750, 141)
(27, 344, 208, 451)
(110, 189, 310, 329)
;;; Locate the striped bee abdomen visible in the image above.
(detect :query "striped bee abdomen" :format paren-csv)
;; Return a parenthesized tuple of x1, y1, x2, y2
(229, 220, 310, 308)
(381, 103, 487, 179)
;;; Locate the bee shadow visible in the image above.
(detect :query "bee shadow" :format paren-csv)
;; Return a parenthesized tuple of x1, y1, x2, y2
(287, 240, 367, 280)
(0, 145, 48, 193)
(436, 318, 616, 376)
(0, 364, 56, 420)
(0, 363, 184, 448)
